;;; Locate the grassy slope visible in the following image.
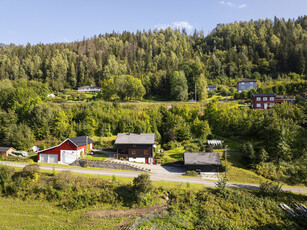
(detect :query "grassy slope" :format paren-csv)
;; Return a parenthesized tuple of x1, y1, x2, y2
(0, 197, 131, 229)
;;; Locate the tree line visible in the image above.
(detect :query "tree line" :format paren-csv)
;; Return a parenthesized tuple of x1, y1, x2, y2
(0, 16, 306, 100)
(0, 79, 306, 184)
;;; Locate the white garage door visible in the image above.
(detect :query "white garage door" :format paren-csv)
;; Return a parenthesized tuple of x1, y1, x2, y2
(61, 150, 79, 164)
(48, 154, 58, 163)
(40, 154, 48, 163)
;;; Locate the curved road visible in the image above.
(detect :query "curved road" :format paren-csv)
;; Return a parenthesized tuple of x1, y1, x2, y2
(1, 161, 307, 194)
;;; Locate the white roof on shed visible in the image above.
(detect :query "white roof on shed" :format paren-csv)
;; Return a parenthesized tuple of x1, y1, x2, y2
(207, 140, 223, 145)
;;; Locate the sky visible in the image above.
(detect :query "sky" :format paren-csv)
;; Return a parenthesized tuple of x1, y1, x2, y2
(0, 0, 306, 45)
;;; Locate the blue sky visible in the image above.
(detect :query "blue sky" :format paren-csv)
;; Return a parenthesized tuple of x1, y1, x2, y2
(0, 0, 306, 45)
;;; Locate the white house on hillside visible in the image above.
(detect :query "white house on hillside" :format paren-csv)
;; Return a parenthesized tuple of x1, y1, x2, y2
(77, 86, 101, 93)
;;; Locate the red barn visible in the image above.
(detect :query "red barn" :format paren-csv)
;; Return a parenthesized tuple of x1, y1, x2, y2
(251, 93, 283, 109)
(37, 136, 94, 164)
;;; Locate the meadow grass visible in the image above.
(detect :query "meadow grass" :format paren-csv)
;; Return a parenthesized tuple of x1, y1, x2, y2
(0, 197, 132, 230)
(163, 146, 185, 161)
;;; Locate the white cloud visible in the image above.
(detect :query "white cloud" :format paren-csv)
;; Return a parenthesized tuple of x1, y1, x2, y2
(220, 1, 247, 9)
(173, 21, 193, 30)
(155, 21, 194, 31)
(237, 4, 247, 8)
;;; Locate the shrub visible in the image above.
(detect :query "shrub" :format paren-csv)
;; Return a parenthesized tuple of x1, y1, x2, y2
(133, 174, 154, 204)
(259, 181, 283, 196)
(0, 165, 15, 193)
(20, 164, 40, 179)
(53, 171, 74, 190)
(256, 162, 278, 180)
(164, 141, 180, 150)
(216, 176, 228, 194)
(183, 143, 200, 152)
(185, 170, 198, 177)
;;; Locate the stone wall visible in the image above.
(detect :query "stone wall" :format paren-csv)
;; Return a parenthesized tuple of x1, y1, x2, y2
(71, 160, 147, 172)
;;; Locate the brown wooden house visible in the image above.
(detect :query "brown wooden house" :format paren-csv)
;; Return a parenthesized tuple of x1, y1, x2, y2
(115, 133, 155, 164)
(0, 147, 16, 158)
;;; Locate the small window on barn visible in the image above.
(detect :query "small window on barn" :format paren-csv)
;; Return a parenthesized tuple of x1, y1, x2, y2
(144, 149, 149, 155)
(256, 97, 261, 101)
(256, 104, 261, 108)
(132, 150, 136, 155)
(263, 97, 267, 101)
(270, 97, 275, 101)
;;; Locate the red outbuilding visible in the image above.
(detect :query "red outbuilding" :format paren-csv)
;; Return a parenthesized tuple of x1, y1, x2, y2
(37, 136, 94, 164)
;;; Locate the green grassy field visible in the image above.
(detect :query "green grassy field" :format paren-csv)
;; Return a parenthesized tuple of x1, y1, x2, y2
(0, 197, 133, 229)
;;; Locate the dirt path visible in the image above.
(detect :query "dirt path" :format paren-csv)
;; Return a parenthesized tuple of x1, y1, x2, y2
(84, 203, 168, 218)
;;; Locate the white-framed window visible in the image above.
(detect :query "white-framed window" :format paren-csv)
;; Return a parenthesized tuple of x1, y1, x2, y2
(263, 97, 267, 101)
(270, 103, 274, 107)
(256, 104, 261, 108)
(270, 97, 274, 101)
(256, 97, 261, 101)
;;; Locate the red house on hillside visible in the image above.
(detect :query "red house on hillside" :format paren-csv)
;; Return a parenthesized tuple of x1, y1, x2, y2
(37, 136, 94, 164)
(251, 93, 283, 109)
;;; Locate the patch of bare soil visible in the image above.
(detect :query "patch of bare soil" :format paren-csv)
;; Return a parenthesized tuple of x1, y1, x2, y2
(84, 203, 168, 219)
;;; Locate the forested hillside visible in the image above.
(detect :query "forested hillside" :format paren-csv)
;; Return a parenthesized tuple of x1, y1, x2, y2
(0, 16, 306, 100)
(0, 16, 306, 186)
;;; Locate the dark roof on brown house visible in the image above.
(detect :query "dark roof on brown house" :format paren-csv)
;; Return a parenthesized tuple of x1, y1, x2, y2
(184, 152, 222, 166)
(115, 133, 155, 145)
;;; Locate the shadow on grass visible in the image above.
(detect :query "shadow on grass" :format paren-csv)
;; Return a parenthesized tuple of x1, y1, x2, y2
(169, 153, 183, 160)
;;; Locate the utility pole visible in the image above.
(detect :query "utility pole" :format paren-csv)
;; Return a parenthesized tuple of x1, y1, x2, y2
(225, 145, 228, 178)
(86, 135, 88, 167)
(195, 83, 197, 102)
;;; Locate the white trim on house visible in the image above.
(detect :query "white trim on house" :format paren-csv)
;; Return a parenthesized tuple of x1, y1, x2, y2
(37, 138, 73, 154)
(128, 157, 153, 164)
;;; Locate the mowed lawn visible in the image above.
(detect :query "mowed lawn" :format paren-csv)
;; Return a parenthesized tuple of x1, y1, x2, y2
(0, 197, 130, 229)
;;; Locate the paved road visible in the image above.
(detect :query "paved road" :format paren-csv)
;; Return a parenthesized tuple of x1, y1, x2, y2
(1, 161, 307, 194)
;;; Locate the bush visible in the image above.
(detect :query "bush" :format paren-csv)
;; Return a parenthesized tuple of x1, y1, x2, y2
(0, 165, 15, 193)
(20, 164, 40, 179)
(133, 174, 154, 204)
(183, 142, 200, 152)
(163, 141, 180, 150)
(259, 181, 283, 196)
(216, 176, 228, 195)
(185, 170, 198, 177)
(256, 162, 278, 180)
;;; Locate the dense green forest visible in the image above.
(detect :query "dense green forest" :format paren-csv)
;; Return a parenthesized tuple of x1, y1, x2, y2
(0, 16, 306, 100)
(0, 78, 306, 185)
(0, 16, 306, 185)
